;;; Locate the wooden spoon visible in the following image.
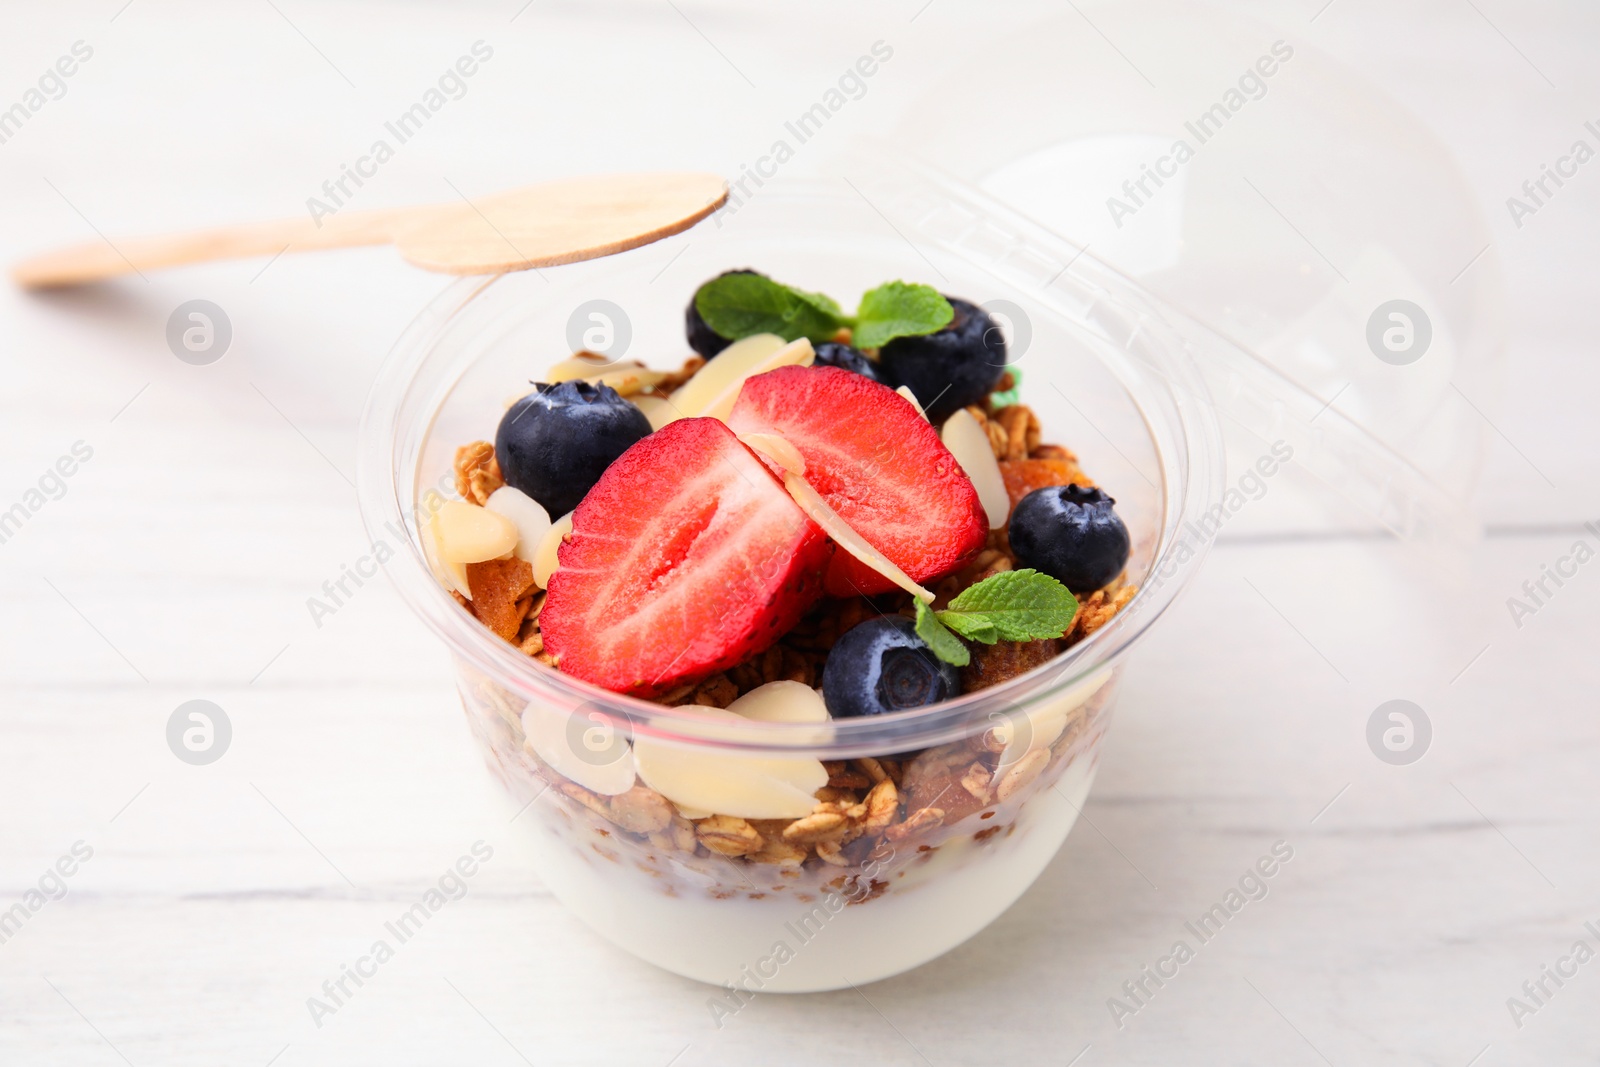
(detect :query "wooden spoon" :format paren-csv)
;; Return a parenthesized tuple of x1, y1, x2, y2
(12, 172, 727, 289)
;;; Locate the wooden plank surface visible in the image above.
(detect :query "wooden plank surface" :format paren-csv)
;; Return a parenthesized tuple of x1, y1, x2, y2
(1, 2, 1596, 1064)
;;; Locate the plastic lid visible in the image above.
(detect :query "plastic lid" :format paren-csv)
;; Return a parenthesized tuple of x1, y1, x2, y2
(841, 0, 1502, 547)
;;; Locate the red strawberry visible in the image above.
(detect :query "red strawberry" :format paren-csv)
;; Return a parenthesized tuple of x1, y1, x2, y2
(541, 417, 831, 697)
(728, 365, 988, 597)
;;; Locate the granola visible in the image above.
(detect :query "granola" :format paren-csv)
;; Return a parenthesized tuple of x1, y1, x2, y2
(453, 441, 503, 505)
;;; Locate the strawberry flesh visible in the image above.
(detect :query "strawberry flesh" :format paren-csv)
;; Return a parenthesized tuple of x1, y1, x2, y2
(541, 417, 831, 697)
(728, 365, 988, 597)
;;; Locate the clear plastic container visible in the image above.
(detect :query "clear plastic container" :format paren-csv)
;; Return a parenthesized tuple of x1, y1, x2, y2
(357, 186, 1229, 990)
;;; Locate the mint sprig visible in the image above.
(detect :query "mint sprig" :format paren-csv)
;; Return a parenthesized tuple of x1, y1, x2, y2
(695, 273, 846, 344)
(852, 281, 953, 349)
(941, 569, 1078, 642)
(915, 599, 972, 667)
(915, 569, 1080, 667)
(693, 274, 952, 349)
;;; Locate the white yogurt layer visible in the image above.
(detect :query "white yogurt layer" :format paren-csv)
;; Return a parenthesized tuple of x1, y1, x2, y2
(505, 753, 1099, 992)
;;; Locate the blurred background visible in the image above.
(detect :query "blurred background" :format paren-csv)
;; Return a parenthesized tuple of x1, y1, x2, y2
(1, 2, 1596, 1064)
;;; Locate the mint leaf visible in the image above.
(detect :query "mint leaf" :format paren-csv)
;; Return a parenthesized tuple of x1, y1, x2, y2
(989, 365, 1023, 409)
(852, 282, 953, 349)
(936, 612, 999, 644)
(914, 599, 970, 667)
(916, 570, 1078, 666)
(792, 286, 845, 318)
(937, 569, 1078, 643)
(694, 274, 847, 344)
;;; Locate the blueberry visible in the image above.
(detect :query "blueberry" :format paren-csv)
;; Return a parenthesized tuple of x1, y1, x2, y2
(686, 268, 761, 359)
(495, 381, 651, 518)
(822, 616, 961, 718)
(877, 297, 1006, 423)
(812, 341, 881, 382)
(1008, 485, 1130, 592)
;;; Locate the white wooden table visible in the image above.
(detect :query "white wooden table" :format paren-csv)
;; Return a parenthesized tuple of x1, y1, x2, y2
(2, 2, 1596, 1063)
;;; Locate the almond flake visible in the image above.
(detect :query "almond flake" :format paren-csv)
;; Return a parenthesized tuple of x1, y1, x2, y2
(533, 511, 572, 588)
(942, 408, 1010, 531)
(433, 500, 519, 563)
(781, 470, 933, 603)
(522, 701, 636, 796)
(725, 680, 828, 724)
(738, 432, 806, 475)
(896, 386, 928, 419)
(544, 351, 620, 382)
(633, 394, 676, 429)
(485, 485, 551, 564)
(631, 707, 827, 819)
(420, 495, 471, 599)
(591, 366, 669, 396)
(541, 354, 670, 395)
(662, 334, 814, 425)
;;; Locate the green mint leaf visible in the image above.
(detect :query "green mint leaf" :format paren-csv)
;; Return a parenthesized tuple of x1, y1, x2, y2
(989, 365, 1023, 409)
(914, 599, 970, 667)
(935, 611, 999, 644)
(694, 274, 847, 344)
(852, 281, 953, 350)
(940, 569, 1078, 643)
(791, 286, 845, 318)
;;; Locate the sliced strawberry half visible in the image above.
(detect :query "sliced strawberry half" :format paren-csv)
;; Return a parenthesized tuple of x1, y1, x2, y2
(728, 365, 988, 597)
(541, 417, 831, 697)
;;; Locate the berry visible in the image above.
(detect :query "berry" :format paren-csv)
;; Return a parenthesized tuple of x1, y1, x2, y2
(540, 418, 831, 697)
(728, 365, 987, 598)
(877, 297, 1006, 423)
(495, 381, 652, 519)
(1008, 484, 1130, 592)
(811, 341, 880, 382)
(822, 616, 960, 718)
(686, 268, 760, 358)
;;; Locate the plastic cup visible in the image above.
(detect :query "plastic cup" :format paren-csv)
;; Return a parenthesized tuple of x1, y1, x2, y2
(358, 185, 1225, 991)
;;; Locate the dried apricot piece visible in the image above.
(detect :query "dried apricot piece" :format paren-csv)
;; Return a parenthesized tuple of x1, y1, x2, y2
(998, 458, 1092, 511)
(466, 557, 538, 641)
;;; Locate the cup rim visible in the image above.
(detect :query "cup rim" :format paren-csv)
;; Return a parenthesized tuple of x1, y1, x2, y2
(356, 184, 1226, 755)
